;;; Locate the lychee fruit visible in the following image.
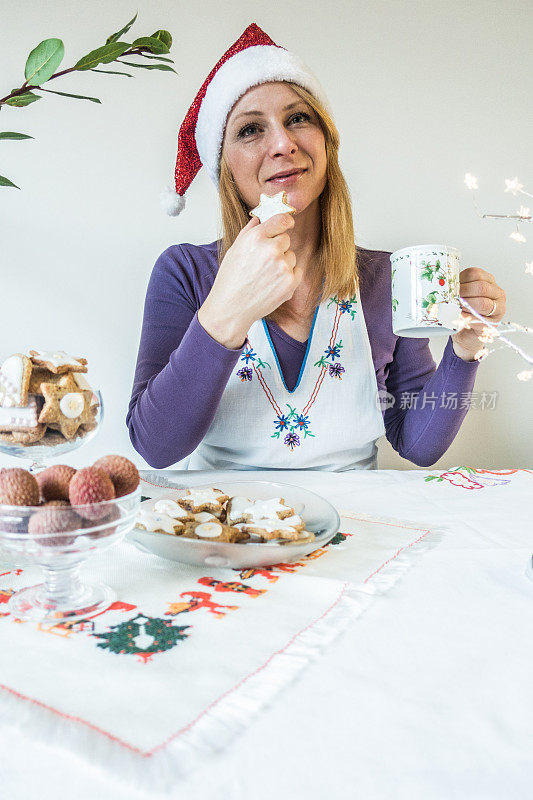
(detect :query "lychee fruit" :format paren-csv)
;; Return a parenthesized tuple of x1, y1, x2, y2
(92, 455, 139, 498)
(0, 468, 40, 506)
(28, 506, 80, 547)
(69, 467, 115, 520)
(83, 504, 121, 540)
(36, 465, 77, 502)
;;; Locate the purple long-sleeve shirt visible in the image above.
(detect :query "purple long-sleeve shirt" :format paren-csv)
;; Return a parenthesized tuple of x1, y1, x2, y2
(127, 241, 479, 469)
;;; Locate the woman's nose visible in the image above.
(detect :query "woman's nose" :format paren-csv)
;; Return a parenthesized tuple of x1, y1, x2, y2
(266, 125, 298, 156)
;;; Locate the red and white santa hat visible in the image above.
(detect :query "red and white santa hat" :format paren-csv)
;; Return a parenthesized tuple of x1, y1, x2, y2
(161, 22, 332, 216)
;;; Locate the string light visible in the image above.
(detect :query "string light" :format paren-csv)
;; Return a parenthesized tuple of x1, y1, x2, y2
(462, 173, 533, 378)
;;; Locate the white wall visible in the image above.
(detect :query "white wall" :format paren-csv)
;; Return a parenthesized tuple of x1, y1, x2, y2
(1, 0, 532, 471)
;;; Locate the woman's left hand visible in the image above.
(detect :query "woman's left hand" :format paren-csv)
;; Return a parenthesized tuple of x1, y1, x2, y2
(451, 267, 507, 361)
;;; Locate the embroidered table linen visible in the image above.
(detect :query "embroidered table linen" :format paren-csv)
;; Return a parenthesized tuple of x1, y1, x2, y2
(0, 467, 531, 798)
(0, 473, 441, 786)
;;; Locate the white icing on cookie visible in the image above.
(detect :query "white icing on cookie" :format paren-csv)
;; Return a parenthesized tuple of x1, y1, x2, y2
(195, 522, 222, 538)
(59, 392, 85, 419)
(0, 355, 25, 406)
(136, 510, 178, 534)
(228, 496, 288, 523)
(30, 350, 85, 369)
(0, 395, 38, 428)
(153, 499, 189, 519)
(194, 511, 217, 522)
(249, 191, 296, 224)
(183, 488, 225, 506)
(242, 514, 303, 534)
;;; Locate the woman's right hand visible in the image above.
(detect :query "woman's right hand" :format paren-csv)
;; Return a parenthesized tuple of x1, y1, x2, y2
(198, 212, 302, 349)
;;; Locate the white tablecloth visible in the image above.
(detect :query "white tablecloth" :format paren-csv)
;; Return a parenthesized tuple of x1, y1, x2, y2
(1, 467, 532, 800)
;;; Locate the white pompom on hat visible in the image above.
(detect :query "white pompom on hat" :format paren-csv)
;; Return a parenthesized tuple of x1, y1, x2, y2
(163, 22, 332, 216)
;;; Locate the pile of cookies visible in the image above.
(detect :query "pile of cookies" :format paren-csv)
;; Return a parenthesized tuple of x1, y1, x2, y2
(136, 487, 315, 545)
(0, 350, 98, 447)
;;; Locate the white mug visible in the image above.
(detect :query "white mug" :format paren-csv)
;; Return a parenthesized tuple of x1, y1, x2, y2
(390, 244, 461, 337)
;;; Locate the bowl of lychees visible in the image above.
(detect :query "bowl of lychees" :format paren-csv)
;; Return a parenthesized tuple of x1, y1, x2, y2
(0, 455, 140, 622)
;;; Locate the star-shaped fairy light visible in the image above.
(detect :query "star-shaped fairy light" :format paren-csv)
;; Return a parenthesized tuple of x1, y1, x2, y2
(525, 262, 533, 276)
(464, 173, 479, 191)
(504, 177, 524, 196)
(249, 191, 296, 224)
(517, 370, 533, 382)
(510, 229, 527, 243)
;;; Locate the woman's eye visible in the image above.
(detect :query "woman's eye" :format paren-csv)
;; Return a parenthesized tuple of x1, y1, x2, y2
(237, 112, 311, 138)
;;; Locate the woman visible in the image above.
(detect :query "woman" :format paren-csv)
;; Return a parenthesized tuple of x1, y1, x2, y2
(127, 23, 506, 470)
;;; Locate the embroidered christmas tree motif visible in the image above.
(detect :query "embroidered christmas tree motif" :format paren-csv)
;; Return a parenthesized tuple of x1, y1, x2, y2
(327, 531, 354, 546)
(92, 613, 189, 663)
(271, 403, 315, 447)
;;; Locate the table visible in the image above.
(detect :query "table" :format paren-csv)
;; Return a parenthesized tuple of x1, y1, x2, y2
(0, 467, 532, 800)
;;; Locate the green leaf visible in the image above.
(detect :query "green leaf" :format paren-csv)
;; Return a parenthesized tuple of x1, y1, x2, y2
(0, 131, 34, 140)
(90, 68, 133, 77)
(4, 92, 41, 107)
(150, 30, 172, 49)
(74, 41, 130, 70)
(136, 53, 174, 63)
(105, 11, 138, 44)
(40, 89, 101, 103)
(118, 61, 176, 73)
(24, 38, 64, 86)
(131, 36, 170, 54)
(0, 174, 20, 188)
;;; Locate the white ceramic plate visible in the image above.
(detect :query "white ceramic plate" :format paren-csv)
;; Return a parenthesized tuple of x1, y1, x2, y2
(126, 480, 340, 568)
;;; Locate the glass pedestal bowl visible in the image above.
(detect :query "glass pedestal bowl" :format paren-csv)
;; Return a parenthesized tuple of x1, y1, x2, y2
(0, 390, 103, 472)
(0, 487, 140, 623)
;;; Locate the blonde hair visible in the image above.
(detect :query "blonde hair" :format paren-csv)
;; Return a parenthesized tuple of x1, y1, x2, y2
(216, 82, 359, 311)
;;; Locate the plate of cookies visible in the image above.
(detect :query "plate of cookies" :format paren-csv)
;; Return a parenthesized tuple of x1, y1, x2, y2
(127, 481, 340, 568)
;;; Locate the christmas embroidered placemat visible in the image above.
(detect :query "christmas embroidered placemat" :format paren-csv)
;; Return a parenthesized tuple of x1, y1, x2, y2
(0, 488, 443, 788)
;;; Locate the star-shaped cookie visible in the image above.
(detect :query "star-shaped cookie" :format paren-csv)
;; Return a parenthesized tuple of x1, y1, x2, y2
(38, 374, 93, 439)
(249, 191, 296, 223)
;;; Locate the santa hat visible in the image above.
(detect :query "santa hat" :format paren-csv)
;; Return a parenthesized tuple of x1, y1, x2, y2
(161, 22, 331, 216)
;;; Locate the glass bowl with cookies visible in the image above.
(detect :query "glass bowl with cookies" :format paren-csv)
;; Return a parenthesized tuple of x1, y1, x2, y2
(128, 480, 340, 569)
(0, 456, 140, 622)
(0, 350, 102, 471)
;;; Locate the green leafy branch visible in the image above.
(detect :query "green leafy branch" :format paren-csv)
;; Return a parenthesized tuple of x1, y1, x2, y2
(1, 12, 175, 188)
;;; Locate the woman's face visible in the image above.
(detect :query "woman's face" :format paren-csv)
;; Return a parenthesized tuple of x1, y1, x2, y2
(222, 82, 327, 214)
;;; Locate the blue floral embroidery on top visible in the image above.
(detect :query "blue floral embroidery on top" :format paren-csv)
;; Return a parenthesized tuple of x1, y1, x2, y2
(237, 297, 357, 449)
(327, 293, 358, 320)
(325, 341, 343, 360)
(271, 404, 315, 447)
(240, 345, 271, 370)
(241, 348, 256, 364)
